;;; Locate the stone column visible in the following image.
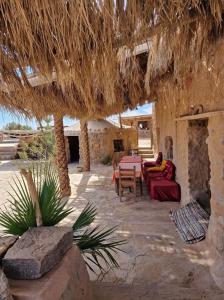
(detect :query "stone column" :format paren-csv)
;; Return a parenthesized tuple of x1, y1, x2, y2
(207, 114, 224, 289)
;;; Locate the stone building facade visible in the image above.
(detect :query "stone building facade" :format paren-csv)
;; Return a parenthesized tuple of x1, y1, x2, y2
(121, 114, 153, 143)
(64, 119, 137, 164)
(154, 40, 224, 288)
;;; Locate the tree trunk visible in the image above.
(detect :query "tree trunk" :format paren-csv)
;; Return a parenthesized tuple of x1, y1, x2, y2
(118, 114, 123, 128)
(80, 120, 90, 171)
(54, 115, 71, 197)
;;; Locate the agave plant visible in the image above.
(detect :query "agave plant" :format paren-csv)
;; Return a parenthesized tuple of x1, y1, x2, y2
(0, 162, 125, 273)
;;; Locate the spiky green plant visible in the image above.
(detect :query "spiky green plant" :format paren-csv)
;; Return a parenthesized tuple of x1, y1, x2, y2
(0, 162, 72, 235)
(73, 203, 125, 272)
(0, 162, 125, 273)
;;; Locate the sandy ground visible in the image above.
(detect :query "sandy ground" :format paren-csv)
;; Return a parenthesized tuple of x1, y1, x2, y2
(0, 161, 223, 299)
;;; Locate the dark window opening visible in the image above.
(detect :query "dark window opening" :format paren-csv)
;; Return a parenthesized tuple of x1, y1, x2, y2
(114, 139, 124, 152)
(138, 121, 148, 129)
(68, 136, 80, 162)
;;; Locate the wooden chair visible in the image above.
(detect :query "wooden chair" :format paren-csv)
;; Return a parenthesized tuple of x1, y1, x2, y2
(118, 166, 137, 201)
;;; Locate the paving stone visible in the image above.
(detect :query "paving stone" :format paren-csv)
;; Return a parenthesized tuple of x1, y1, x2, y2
(0, 269, 13, 300)
(3, 226, 73, 279)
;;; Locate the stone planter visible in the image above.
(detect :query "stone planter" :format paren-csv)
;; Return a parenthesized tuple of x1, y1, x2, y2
(2, 227, 92, 300)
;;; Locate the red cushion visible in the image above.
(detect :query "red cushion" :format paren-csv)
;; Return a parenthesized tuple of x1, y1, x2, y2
(165, 160, 176, 181)
(149, 179, 181, 202)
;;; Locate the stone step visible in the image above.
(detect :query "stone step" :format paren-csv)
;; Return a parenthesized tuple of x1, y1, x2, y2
(137, 147, 152, 151)
(0, 154, 17, 160)
(140, 153, 154, 159)
(0, 149, 17, 154)
(0, 144, 18, 151)
(138, 149, 154, 154)
(92, 282, 216, 300)
(2, 139, 20, 144)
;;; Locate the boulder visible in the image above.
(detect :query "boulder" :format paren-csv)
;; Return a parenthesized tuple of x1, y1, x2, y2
(3, 227, 73, 280)
(0, 269, 13, 300)
(0, 236, 17, 260)
(9, 246, 92, 300)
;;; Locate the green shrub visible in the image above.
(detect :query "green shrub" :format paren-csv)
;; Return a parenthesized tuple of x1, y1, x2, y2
(101, 155, 112, 165)
(18, 131, 55, 160)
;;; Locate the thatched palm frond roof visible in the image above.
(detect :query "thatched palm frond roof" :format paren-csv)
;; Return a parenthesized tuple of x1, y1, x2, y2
(0, 1, 224, 118)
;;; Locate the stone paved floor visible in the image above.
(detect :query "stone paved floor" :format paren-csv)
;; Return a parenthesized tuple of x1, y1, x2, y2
(0, 161, 224, 299)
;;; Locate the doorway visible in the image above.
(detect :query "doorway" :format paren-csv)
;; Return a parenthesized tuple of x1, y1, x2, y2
(188, 119, 211, 211)
(68, 136, 80, 162)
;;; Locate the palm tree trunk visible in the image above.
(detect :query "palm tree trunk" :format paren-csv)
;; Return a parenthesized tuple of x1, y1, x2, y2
(80, 120, 90, 171)
(118, 113, 123, 128)
(54, 115, 71, 197)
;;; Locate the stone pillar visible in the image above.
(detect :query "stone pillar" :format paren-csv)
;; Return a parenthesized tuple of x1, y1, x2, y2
(207, 114, 224, 289)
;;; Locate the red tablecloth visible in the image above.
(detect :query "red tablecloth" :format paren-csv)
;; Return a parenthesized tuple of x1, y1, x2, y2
(112, 156, 143, 181)
(118, 161, 142, 171)
(120, 156, 142, 163)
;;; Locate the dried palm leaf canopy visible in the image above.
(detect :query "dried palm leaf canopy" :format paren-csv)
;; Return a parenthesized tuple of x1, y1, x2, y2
(0, 1, 224, 119)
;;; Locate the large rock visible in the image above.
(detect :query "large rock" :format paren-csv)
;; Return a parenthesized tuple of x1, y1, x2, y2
(9, 246, 92, 300)
(0, 269, 13, 300)
(0, 236, 17, 260)
(3, 227, 73, 280)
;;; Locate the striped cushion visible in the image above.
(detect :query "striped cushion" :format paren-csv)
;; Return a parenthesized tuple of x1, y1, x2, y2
(170, 201, 210, 244)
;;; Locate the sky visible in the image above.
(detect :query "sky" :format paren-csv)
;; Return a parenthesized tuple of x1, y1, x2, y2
(0, 103, 152, 129)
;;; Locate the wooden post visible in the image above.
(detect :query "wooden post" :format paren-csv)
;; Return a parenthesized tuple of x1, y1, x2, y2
(20, 169, 43, 226)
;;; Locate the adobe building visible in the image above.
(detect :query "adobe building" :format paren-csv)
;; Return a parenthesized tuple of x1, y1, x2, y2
(152, 40, 224, 288)
(120, 114, 153, 146)
(64, 119, 137, 164)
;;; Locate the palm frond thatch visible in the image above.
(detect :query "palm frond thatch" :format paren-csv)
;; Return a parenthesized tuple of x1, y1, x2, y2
(0, 1, 223, 119)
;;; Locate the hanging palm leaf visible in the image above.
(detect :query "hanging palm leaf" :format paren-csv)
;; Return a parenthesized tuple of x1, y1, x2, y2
(73, 203, 126, 273)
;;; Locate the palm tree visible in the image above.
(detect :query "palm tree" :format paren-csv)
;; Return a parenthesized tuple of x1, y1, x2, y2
(53, 115, 71, 197)
(80, 120, 90, 171)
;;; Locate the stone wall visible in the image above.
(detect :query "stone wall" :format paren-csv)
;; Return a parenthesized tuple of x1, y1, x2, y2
(88, 128, 137, 163)
(66, 128, 138, 164)
(207, 115, 224, 290)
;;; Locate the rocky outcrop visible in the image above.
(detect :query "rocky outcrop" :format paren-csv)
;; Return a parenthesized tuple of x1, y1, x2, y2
(9, 246, 92, 300)
(3, 227, 73, 280)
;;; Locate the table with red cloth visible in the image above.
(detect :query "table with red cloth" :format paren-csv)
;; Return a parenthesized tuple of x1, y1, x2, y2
(113, 156, 143, 195)
(120, 156, 142, 163)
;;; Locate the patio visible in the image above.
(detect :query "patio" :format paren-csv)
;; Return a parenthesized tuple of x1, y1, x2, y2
(1, 161, 223, 299)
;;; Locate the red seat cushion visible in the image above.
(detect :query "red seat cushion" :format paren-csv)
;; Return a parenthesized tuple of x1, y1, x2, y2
(149, 179, 181, 202)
